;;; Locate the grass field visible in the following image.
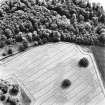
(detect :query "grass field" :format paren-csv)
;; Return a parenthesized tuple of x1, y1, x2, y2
(0, 42, 105, 105)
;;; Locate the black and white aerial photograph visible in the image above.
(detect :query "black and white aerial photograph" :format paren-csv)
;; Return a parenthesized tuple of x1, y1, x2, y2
(0, 0, 105, 105)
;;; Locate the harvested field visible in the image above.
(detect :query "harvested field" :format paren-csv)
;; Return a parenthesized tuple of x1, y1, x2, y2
(0, 0, 105, 104)
(0, 42, 105, 105)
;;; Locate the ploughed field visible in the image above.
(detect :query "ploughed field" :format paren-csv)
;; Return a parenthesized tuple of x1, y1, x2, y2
(0, 42, 105, 105)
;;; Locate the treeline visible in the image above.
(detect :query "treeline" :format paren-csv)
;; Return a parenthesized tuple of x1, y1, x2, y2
(0, 0, 105, 56)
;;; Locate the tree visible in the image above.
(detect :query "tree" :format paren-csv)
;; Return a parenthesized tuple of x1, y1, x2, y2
(32, 31, 38, 41)
(87, 2, 91, 8)
(22, 40, 28, 48)
(92, 17, 98, 26)
(7, 48, 13, 55)
(2, 53, 6, 56)
(51, 31, 61, 42)
(78, 57, 89, 67)
(0, 35, 7, 41)
(15, 35, 23, 42)
(79, 14, 84, 22)
(19, 23, 25, 32)
(38, 38, 43, 45)
(5, 28, 12, 38)
(9, 84, 19, 96)
(71, 13, 77, 24)
(0, 41, 5, 48)
(24, 21, 33, 32)
(5, 39, 11, 45)
(61, 79, 71, 89)
(15, 32, 23, 42)
(98, 32, 105, 44)
(42, 38, 48, 44)
(18, 44, 26, 52)
(99, 14, 105, 23)
(26, 33, 33, 42)
(32, 41, 38, 47)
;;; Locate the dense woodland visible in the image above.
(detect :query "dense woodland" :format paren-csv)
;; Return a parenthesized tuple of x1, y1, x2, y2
(0, 0, 105, 56)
